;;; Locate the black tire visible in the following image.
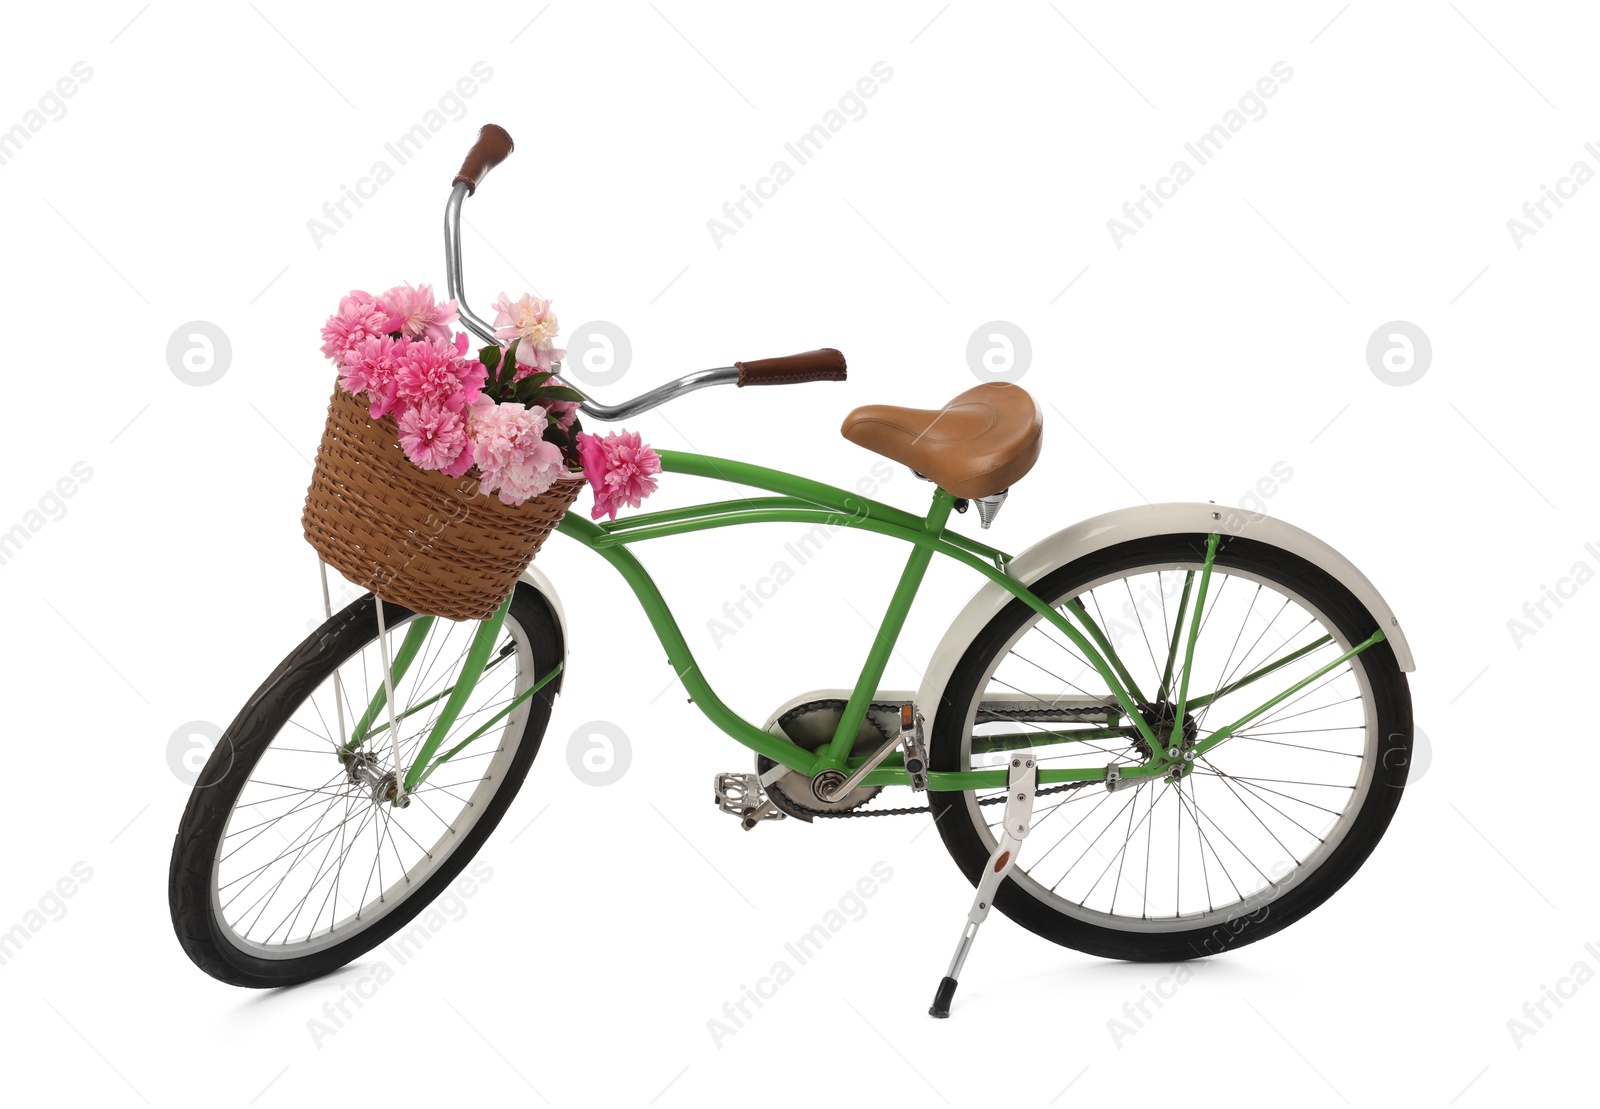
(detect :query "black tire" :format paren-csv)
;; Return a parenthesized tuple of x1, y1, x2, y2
(169, 583, 563, 988)
(929, 534, 1412, 963)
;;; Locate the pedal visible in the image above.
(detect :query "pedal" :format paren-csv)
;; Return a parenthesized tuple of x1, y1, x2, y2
(713, 772, 786, 830)
(899, 704, 929, 792)
(929, 752, 1037, 1018)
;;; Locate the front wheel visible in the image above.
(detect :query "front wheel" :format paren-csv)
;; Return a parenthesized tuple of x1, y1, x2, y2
(929, 533, 1412, 962)
(168, 581, 563, 988)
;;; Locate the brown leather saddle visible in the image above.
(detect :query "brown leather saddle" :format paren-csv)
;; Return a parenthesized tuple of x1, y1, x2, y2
(839, 383, 1042, 499)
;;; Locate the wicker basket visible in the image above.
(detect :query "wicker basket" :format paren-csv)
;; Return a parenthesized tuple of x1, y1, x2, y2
(303, 387, 584, 621)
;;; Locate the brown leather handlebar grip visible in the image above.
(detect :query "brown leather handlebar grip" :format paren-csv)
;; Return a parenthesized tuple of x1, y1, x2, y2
(452, 124, 514, 195)
(734, 348, 848, 387)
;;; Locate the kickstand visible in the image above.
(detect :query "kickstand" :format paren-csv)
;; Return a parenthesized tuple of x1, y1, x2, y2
(929, 752, 1037, 1018)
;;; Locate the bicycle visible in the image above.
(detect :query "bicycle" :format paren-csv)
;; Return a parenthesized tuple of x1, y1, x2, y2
(169, 126, 1416, 1017)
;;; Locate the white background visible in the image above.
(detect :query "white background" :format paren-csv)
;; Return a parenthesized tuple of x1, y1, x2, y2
(1, 1, 1594, 1105)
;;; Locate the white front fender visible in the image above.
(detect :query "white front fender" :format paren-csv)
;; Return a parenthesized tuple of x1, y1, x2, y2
(519, 564, 569, 661)
(914, 502, 1414, 744)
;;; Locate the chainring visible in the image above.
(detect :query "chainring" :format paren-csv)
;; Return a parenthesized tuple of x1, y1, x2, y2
(756, 699, 894, 820)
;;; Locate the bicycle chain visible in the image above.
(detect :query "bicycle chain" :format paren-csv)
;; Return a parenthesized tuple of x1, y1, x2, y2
(785, 779, 1091, 819)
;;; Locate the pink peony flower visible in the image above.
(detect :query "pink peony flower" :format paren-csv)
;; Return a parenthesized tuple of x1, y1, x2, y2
(320, 291, 390, 361)
(340, 335, 404, 417)
(546, 396, 579, 431)
(576, 429, 661, 521)
(380, 283, 459, 343)
(397, 400, 471, 476)
(394, 332, 488, 413)
(542, 376, 580, 431)
(468, 402, 568, 505)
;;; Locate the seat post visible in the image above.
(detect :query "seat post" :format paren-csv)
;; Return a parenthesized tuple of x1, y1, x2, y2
(818, 488, 958, 768)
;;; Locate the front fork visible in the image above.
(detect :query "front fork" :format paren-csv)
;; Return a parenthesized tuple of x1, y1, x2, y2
(334, 588, 554, 806)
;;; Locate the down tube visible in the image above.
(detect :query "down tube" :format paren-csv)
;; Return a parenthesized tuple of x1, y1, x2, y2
(556, 513, 821, 775)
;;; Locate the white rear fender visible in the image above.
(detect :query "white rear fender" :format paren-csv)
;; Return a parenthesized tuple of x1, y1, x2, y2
(914, 502, 1414, 746)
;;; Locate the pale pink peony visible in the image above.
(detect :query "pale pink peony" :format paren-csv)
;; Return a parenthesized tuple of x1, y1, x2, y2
(397, 401, 471, 476)
(320, 291, 390, 360)
(491, 291, 564, 368)
(512, 340, 566, 376)
(394, 332, 487, 413)
(380, 283, 459, 343)
(576, 429, 661, 521)
(468, 402, 568, 505)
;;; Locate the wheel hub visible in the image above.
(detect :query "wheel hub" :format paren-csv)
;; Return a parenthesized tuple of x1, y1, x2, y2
(343, 750, 409, 807)
(1133, 701, 1199, 780)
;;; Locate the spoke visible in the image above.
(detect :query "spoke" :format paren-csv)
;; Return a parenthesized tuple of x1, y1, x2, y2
(1142, 781, 1156, 916)
(1208, 596, 1293, 709)
(998, 657, 1109, 711)
(1245, 666, 1354, 731)
(270, 792, 358, 944)
(1223, 734, 1362, 757)
(1028, 787, 1121, 870)
(1109, 782, 1143, 915)
(1176, 784, 1276, 890)
(1060, 784, 1164, 895)
(1079, 781, 1171, 909)
(234, 799, 358, 931)
(1186, 773, 1213, 913)
(1174, 778, 1243, 903)
(220, 773, 350, 860)
(1124, 575, 1165, 688)
(1196, 758, 1323, 853)
(1196, 765, 1347, 821)
(1247, 693, 1362, 729)
(1189, 634, 1334, 712)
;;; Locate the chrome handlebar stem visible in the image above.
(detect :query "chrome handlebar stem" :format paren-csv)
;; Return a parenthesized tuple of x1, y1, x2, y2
(444, 182, 500, 347)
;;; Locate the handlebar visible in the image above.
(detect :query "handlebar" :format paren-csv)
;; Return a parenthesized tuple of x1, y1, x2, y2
(443, 124, 848, 421)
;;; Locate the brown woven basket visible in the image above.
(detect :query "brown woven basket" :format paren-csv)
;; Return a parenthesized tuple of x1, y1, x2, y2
(303, 387, 584, 621)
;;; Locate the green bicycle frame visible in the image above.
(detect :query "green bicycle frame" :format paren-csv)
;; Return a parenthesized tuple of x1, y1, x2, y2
(360, 449, 1387, 796)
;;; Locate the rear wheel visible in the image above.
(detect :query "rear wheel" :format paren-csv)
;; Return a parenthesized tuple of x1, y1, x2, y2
(169, 582, 563, 987)
(929, 534, 1411, 962)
